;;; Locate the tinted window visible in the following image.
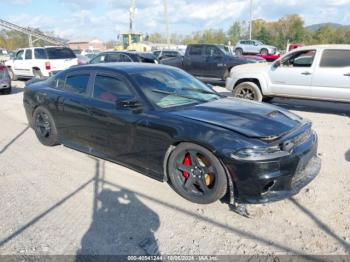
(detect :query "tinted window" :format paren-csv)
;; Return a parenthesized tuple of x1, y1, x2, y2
(320, 50, 350, 68)
(119, 54, 133, 62)
(34, 48, 47, 59)
(188, 46, 203, 55)
(107, 53, 120, 62)
(25, 49, 33, 60)
(90, 54, 106, 64)
(65, 74, 89, 94)
(46, 47, 76, 59)
(93, 75, 133, 103)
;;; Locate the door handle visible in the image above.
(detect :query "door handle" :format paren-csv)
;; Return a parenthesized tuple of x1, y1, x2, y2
(301, 72, 312, 75)
(344, 73, 350, 77)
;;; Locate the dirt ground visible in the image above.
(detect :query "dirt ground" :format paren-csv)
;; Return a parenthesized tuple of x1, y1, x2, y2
(0, 81, 349, 256)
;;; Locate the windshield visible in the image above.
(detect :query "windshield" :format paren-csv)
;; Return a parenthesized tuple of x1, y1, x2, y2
(131, 69, 221, 109)
(46, 47, 76, 59)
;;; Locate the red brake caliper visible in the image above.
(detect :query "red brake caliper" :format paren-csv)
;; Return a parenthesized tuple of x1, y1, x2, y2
(182, 153, 192, 179)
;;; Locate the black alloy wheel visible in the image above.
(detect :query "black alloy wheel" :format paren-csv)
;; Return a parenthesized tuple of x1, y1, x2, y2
(33, 107, 59, 146)
(168, 143, 227, 204)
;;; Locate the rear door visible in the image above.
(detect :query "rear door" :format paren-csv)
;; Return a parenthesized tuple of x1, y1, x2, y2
(183, 45, 205, 76)
(12, 49, 25, 76)
(60, 71, 93, 147)
(269, 49, 316, 98)
(23, 49, 34, 76)
(311, 49, 350, 102)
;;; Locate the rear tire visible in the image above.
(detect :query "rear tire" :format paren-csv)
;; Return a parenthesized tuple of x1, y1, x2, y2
(8, 68, 17, 81)
(168, 143, 227, 204)
(235, 48, 243, 56)
(33, 106, 59, 146)
(233, 82, 263, 102)
(260, 48, 268, 55)
(4, 86, 11, 95)
(33, 69, 43, 79)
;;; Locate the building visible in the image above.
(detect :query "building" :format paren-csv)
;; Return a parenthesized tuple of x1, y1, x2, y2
(68, 39, 106, 51)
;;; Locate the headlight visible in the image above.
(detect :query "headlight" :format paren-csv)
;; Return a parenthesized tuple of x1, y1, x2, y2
(231, 146, 290, 161)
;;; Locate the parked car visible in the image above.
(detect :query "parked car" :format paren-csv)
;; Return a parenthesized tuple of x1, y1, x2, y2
(161, 44, 253, 80)
(24, 63, 320, 205)
(89, 51, 157, 64)
(5, 46, 78, 79)
(235, 40, 278, 56)
(0, 48, 10, 63)
(153, 49, 184, 61)
(76, 54, 90, 65)
(226, 45, 350, 102)
(0, 64, 11, 94)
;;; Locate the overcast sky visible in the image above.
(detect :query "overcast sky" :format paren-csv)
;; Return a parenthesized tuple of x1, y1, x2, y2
(1, 0, 350, 41)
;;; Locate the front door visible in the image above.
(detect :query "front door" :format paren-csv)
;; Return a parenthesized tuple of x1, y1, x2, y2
(269, 49, 316, 98)
(204, 45, 225, 78)
(13, 50, 25, 76)
(86, 72, 148, 171)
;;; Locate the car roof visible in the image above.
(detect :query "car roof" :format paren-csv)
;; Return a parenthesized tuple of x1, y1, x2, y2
(296, 44, 350, 51)
(69, 63, 174, 74)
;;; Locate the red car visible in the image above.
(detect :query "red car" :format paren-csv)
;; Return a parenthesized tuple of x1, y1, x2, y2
(0, 64, 11, 94)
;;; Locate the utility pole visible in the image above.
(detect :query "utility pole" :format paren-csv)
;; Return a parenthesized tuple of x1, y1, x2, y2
(249, 0, 253, 40)
(163, 0, 170, 47)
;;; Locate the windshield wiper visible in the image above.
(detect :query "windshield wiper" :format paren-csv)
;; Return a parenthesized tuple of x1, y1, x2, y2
(180, 87, 218, 95)
(151, 89, 208, 102)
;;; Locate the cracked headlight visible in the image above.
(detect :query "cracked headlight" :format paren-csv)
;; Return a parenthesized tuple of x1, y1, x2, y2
(230, 146, 290, 161)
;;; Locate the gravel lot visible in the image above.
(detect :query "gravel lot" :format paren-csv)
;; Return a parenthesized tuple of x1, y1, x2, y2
(0, 81, 349, 256)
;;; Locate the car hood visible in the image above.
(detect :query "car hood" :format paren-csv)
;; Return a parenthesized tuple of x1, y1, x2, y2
(232, 62, 270, 74)
(171, 98, 302, 139)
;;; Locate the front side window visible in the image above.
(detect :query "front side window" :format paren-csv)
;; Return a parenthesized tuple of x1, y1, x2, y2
(107, 53, 120, 62)
(34, 48, 47, 59)
(15, 50, 24, 60)
(65, 74, 90, 94)
(25, 49, 33, 60)
(93, 75, 133, 103)
(90, 54, 106, 64)
(320, 50, 350, 68)
(280, 50, 316, 68)
(205, 46, 222, 57)
(188, 46, 203, 56)
(131, 69, 220, 109)
(119, 54, 133, 62)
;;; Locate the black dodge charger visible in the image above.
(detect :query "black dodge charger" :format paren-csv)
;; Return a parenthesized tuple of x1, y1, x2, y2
(23, 64, 321, 205)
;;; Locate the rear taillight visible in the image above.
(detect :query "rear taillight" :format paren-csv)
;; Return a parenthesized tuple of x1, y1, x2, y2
(45, 62, 51, 70)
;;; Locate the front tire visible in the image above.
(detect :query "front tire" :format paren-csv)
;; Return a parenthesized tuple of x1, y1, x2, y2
(3, 86, 11, 95)
(168, 143, 227, 204)
(33, 107, 59, 146)
(233, 82, 263, 102)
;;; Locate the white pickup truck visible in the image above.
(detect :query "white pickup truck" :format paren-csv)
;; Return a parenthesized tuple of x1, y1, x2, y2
(5, 46, 78, 80)
(226, 45, 350, 103)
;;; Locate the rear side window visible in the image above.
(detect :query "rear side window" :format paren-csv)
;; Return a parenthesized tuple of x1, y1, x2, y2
(46, 47, 76, 59)
(90, 54, 106, 64)
(188, 46, 203, 56)
(65, 74, 89, 94)
(93, 75, 133, 103)
(107, 53, 120, 62)
(25, 49, 33, 60)
(34, 48, 47, 59)
(320, 50, 350, 68)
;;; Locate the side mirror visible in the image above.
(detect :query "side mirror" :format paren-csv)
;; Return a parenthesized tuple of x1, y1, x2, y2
(273, 60, 281, 68)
